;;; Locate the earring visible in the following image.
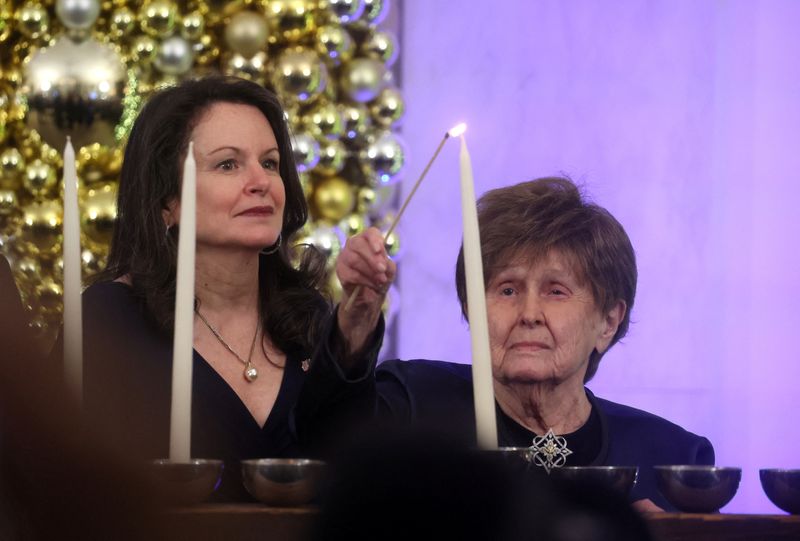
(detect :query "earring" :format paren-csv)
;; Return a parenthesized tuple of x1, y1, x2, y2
(260, 233, 282, 255)
(165, 224, 172, 237)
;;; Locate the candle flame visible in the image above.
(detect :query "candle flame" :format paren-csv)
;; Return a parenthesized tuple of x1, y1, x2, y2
(447, 123, 467, 138)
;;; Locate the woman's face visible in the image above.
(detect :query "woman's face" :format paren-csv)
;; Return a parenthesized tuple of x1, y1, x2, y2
(485, 249, 624, 387)
(166, 101, 285, 253)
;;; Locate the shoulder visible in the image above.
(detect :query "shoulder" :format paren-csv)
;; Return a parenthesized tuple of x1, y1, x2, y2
(590, 391, 714, 464)
(377, 359, 474, 402)
(378, 359, 473, 383)
(83, 281, 138, 316)
(82, 281, 156, 335)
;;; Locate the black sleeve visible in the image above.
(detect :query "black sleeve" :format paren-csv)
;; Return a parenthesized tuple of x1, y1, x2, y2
(79, 283, 172, 458)
(292, 306, 384, 454)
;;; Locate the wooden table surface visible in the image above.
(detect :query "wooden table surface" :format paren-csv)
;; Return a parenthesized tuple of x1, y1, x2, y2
(163, 504, 800, 541)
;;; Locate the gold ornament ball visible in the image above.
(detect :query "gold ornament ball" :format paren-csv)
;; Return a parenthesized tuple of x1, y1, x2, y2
(360, 130, 406, 184)
(16, 3, 50, 39)
(0, 109, 7, 145)
(305, 223, 342, 263)
(303, 100, 343, 139)
(361, 29, 397, 67)
(264, 0, 316, 44)
(224, 51, 268, 83)
(339, 102, 371, 142)
(22, 36, 128, 150)
(361, 0, 389, 25)
(0, 190, 18, 216)
(34, 277, 63, 314)
(225, 10, 269, 58)
(19, 200, 63, 257)
(82, 247, 106, 275)
(181, 10, 205, 40)
(315, 138, 347, 176)
(131, 35, 158, 64)
(109, 7, 135, 39)
(313, 176, 354, 222)
(272, 47, 328, 104)
(192, 33, 220, 66)
(320, 0, 365, 23)
(81, 182, 117, 248)
(14, 256, 42, 288)
(0, 148, 26, 189)
(78, 143, 121, 186)
(340, 57, 386, 103)
(369, 85, 404, 128)
(383, 229, 400, 258)
(338, 213, 366, 237)
(291, 132, 321, 173)
(141, 0, 178, 38)
(363, 183, 395, 215)
(356, 186, 376, 213)
(0, 5, 12, 42)
(23, 159, 57, 198)
(315, 24, 353, 66)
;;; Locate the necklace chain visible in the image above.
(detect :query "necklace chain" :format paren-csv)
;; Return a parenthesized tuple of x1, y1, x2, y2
(195, 307, 260, 383)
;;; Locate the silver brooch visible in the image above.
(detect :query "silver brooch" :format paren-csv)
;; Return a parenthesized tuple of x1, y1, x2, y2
(301, 358, 310, 372)
(530, 428, 572, 474)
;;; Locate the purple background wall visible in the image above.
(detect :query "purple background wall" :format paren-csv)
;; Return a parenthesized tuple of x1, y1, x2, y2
(394, 0, 800, 513)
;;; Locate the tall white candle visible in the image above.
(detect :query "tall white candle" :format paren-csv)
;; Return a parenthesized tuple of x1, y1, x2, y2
(459, 134, 498, 449)
(170, 141, 196, 462)
(62, 136, 83, 401)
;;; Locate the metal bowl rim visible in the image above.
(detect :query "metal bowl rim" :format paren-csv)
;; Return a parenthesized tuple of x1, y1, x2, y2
(240, 458, 326, 468)
(148, 458, 224, 467)
(654, 465, 742, 474)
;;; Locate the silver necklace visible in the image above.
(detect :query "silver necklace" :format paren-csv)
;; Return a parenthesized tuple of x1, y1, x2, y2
(195, 307, 260, 382)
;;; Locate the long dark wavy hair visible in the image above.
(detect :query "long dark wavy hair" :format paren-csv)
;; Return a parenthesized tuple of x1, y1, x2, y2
(98, 76, 328, 359)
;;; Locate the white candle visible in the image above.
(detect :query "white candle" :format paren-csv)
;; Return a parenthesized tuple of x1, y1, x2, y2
(170, 141, 196, 462)
(459, 134, 498, 449)
(62, 136, 83, 401)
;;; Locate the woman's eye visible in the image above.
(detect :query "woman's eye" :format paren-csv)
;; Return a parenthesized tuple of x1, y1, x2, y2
(501, 287, 516, 296)
(217, 159, 237, 171)
(262, 158, 279, 171)
(550, 288, 566, 296)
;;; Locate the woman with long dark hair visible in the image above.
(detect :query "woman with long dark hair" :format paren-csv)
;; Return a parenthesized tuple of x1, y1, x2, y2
(77, 76, 393, 500)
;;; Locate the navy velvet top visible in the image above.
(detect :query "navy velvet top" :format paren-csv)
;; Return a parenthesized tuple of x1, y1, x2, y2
(376, 359, 715, 510)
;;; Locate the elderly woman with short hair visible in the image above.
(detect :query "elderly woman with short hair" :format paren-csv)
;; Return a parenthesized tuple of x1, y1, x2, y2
(369, 177, 713, 511)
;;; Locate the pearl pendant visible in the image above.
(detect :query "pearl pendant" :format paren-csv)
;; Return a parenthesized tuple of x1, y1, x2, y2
(244, 363, 258, 382)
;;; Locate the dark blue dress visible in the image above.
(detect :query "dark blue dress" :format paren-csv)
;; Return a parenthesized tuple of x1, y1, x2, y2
(376, 358, 715, 510)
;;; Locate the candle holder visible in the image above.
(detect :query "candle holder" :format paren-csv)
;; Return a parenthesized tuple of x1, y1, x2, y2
(147, 459, 223, 506)
(654, 465, 741, 513)
(241, 458, 327, 507)
(760, 469, 800, 515)
(550, 466, 639, 498)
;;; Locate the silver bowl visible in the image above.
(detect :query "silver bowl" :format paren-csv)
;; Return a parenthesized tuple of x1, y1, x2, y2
(241, 458, 326, 506)
(147, 459, 223, 505)
(760, 469, 800, 515)
(550, 466, 639, 497)
(479, 447, 533, 471)
(654, 465, 741, 513)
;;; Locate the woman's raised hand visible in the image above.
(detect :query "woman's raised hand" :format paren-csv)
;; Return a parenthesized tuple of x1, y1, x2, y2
(335, 227, 397, 358)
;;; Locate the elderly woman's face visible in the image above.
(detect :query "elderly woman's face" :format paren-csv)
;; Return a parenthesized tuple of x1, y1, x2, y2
(486, 249, 623, 387)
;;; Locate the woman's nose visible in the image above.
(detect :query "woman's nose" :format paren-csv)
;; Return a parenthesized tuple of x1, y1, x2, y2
(520, 292, 544, 327)
(245, 163, 271, 194)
